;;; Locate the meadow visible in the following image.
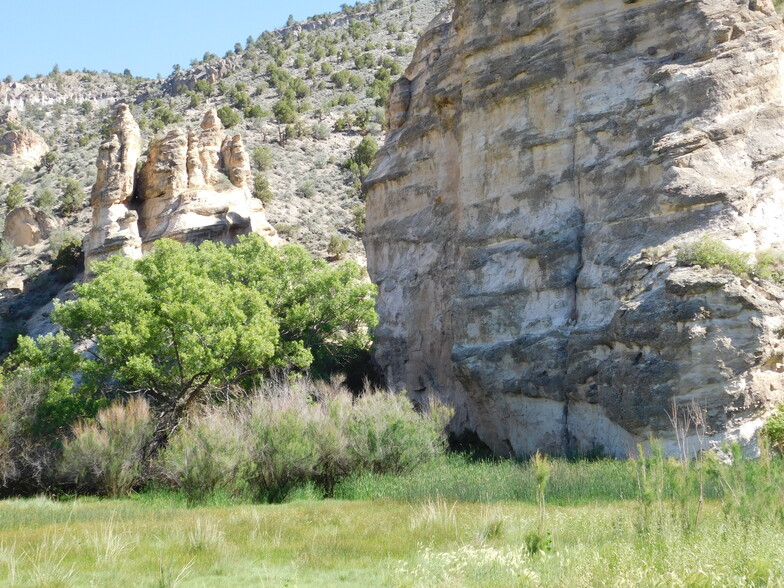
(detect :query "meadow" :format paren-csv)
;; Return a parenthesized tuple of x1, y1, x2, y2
(3, 453, 784, 587)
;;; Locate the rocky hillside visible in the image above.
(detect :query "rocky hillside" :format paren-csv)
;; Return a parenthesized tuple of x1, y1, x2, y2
(365, 0, 784, 457)
(0, 0, 448, 351)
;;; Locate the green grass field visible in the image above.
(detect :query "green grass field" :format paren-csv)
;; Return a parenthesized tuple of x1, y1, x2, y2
(2, 455, 784, 587)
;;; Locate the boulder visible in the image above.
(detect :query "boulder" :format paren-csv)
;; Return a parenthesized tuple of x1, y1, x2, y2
(0, 128, 49, 167)
(2, 205, 57, 247)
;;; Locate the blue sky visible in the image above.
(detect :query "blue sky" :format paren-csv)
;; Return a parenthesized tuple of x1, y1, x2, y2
(0, 0, 346, 81)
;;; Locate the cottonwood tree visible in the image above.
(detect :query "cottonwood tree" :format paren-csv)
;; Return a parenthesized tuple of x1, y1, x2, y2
(5, 235, 377, 453)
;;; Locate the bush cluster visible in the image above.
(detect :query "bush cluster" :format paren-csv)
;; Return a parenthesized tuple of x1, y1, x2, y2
(159, 379, 452, 502)
(677, 236, 784, 283)
(1, 379, 450, 501)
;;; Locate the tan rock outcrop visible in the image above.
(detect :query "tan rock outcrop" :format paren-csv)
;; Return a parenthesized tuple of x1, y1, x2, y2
(221, 134, 252, 192)
(0, 128, 49, 167)
(2, 205, 57, 247)
(84, 105, 277, 272)
(198, 108, 225, 186)
(137, 128, 190, 200)
(364, 0, 784, 457)
(84, 103, 143, 270)
(0, 108, 21, 126)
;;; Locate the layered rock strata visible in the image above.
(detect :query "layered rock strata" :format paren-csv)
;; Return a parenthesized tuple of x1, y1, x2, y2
(364, 0, 784, 457)
(85, 105, 277, 271)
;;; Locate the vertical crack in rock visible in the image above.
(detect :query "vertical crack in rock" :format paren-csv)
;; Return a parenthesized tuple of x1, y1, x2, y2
(365, 0, 784, 457)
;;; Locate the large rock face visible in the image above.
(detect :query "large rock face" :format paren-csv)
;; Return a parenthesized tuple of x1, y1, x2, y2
(364, 0, 784, 457)
(85, 105, 277, 271)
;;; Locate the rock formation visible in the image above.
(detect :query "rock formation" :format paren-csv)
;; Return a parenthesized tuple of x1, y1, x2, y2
(162, 56, 239, 96)
(85, 105, 277, 271)
(84, 103, 143, 268)
(364, 0, 784, 457)
(2, 205, 58, 247)
(0, 128, 49, 167)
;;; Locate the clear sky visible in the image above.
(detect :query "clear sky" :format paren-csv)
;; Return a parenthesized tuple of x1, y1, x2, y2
(0, 0, 346, 81)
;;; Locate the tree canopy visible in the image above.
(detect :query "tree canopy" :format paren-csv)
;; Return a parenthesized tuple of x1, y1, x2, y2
(3, 235, 377, 439)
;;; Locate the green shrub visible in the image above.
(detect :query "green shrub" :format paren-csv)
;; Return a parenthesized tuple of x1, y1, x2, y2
(5, 183, 24, 210)
(327, 235, 349, 259)
(297, 179, 316, 198)
(232, 91, 251, 110)
(152, 106, 181, 126)
(60, 177, 85, 215)
(188, 91, 202, 109)
(763, 406, 784, 453)
(352, 204, 366, 233)
(0, 240, 15, 268)
(155, 379, 451, 503)
(676, 237, 752, 276)
(678, 237, 784, 282)
(312, 122, 330, 140)
(348, 74, 365, 91)
(2, 334, 103, 438)
(51, 236, 83, 275)
(346, 392, 451, 476)
(0, 372, 62, 493)
(755, 248, 784, 282)
(274, 223, 299, 238)
(352, 136, 379, 168)
(252, 173, 274, 205)
(337, 92, 357, 106)
(194, 79, 213, 96)
(217, 106, 241, 128)
(59, 397, 154, 497)
(331, 69, 351, 88)
(244, 104, 266, 119)
(242, 390, 321, 502)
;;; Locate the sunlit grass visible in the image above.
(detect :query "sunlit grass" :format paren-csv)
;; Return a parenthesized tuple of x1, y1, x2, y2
(2, 454, 784, 585)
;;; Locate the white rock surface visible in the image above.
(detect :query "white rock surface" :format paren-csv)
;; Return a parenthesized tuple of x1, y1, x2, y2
(365, 0, 784, 457)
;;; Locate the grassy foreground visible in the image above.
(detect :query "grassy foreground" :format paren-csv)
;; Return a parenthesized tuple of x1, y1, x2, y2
(2, 455, 784, 587)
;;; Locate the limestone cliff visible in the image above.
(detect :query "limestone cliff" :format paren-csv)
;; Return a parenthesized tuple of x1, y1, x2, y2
(364, 0, 784, 457)
(85, 105, 277, 271)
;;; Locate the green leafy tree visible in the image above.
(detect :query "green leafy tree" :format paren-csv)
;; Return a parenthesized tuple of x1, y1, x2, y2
(252, 146, 274, 171)
(272, 99, 297, 143)
(6, 236, 376, 451)
(34, 188, 56, 212)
